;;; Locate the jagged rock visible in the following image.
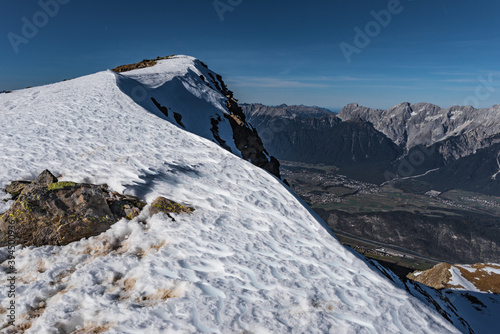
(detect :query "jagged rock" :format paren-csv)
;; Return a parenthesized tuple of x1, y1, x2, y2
(149, 196, 194, 220)
(0, 171, 147, 247)
(151, 97, 169, 117)
(108, 193, 146, 220)
(5, 180, 31, 200)
(205, 73, 282, 179)
(224, 98, 282, 179)
(338, 102, 500, 154)
(25, 169, 59, 191)
(407, 263, 453, 290)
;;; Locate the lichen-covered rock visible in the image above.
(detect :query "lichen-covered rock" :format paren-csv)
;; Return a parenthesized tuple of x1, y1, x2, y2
(5, 180, 31, 200)
(149, 196, 194, 220)
(0, 171, 115, 247)
(28, 169, 58, 188)
(109, 194, 146, 221)
(0, 171, 190, 247)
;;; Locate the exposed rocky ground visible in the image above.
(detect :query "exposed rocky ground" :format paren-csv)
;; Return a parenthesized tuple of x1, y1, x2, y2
(111, 55, 176, 73)
(0, 170, 193, 247)
(408, 262, 500, 293)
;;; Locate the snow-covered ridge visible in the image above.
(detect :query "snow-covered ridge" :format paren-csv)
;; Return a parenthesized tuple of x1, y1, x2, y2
(0, 57, 459, 333)
(114, 55, 239, 154)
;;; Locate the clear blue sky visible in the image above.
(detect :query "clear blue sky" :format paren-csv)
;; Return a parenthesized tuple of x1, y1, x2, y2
(1, 0, 500, 110)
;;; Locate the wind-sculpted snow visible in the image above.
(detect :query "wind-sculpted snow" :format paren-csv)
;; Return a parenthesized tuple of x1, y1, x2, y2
(0, 56, 459, 333)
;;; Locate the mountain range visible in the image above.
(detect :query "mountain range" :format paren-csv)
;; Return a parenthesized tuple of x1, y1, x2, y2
(0, 56, 497, 333)
(242, 103, 500, 266)
(243, 102, 500, 195)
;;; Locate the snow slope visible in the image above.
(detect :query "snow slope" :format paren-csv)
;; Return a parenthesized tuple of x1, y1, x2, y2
(373, 261, 500, 334)
(0, 56, 459, 333)
(115, 56, 239, 155)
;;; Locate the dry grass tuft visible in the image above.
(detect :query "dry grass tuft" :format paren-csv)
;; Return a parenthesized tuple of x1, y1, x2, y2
(82, 235, 122, 257)
(135, 287, 183, 307)
(73, 322, 114, 334)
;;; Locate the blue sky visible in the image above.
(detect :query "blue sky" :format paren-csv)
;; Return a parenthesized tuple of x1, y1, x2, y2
(1, 0, 500, 110)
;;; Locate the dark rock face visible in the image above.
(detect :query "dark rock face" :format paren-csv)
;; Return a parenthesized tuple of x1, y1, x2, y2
(149, 196, 194, 220)
(242, 105, 402, 184)
(241, 103, 333, 120)
(415, 142, 500, 195)
(0, 170, 146, 247)
(151, 97, 169, 117)
(212, 76, 282, 179)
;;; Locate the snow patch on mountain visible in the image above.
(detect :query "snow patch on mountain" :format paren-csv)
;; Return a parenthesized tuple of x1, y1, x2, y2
(449, 267, 481, 292)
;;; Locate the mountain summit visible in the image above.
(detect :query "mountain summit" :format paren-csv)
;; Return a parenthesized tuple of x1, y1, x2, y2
(0, 56, 459, 333)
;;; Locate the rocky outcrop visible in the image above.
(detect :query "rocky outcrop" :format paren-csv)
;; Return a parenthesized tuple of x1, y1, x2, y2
(210, 74, 282, 179)
(149, 196, 194, 220)
(407, 263, 453, 290)
(408, 263, 500, 293)
(111, 55, 175, 73)
(0, 170, 146, 247)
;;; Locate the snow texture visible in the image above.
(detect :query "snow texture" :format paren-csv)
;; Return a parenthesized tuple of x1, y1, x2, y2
(0, 56, 459, 333)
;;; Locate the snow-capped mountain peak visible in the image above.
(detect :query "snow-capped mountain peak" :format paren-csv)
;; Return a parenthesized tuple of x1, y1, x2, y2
(0, 56, 459, 333)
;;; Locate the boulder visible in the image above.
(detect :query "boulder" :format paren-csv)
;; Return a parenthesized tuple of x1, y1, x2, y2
(0, 170, 146, 247)
(150, 196, 194, 220)
(108, 193, 146, 220)
(0, 171, 115, 247)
